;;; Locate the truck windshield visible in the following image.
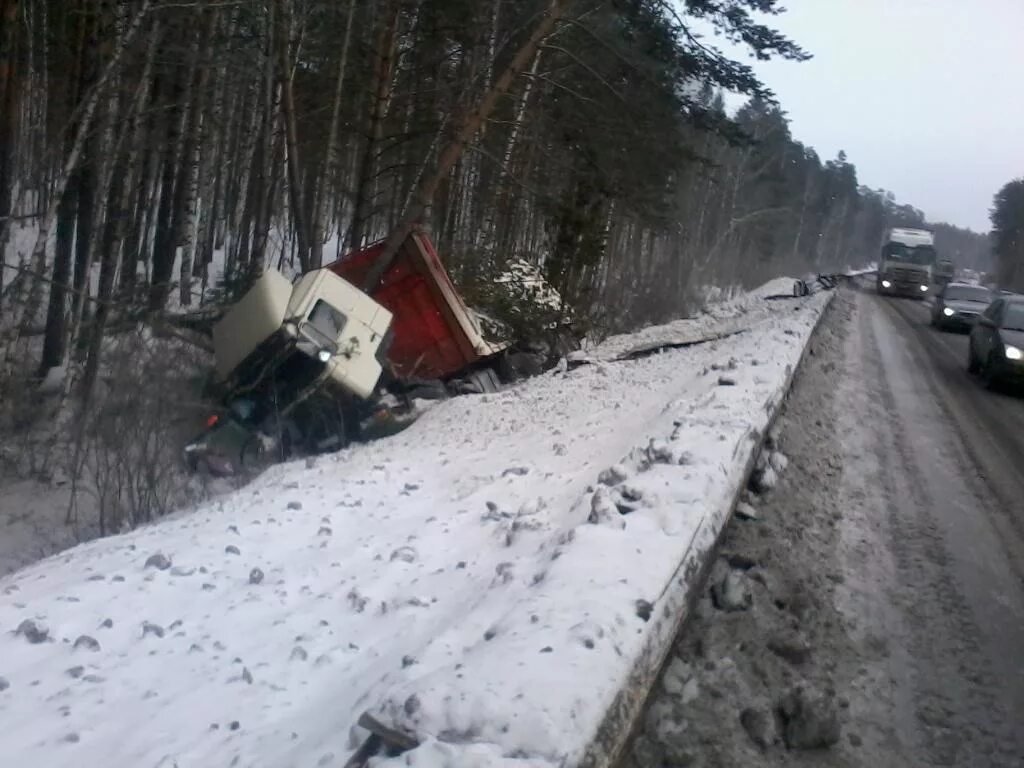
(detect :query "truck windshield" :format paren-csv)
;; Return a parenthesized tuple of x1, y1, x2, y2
(308, 300, 347, 341)
(944, 286, 991, 303)
(883, 243, 935, 265)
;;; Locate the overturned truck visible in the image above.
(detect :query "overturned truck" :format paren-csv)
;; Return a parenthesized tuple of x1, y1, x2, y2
(185, 230, 572, 475)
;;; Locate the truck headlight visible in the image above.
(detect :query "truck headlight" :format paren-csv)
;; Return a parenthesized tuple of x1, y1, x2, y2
(881, 280, 892, 288)
(317, 349, 332, 363)
(920, 285, 929, 292)
(943, 307, 955, 317)
(1005, 345, 1022, 361)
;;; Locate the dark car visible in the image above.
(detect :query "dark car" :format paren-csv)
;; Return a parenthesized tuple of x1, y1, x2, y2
(932, 283, 992, 331)
(967, 296, 1024, 389)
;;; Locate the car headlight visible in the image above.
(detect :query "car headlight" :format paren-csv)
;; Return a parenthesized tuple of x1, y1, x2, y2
(317, 348, 332, 363)
(1005, 345, 1022, 361)
(943, 307, 955, 317)
(881, 280, 892, 288)
(920, 285, 929, 292)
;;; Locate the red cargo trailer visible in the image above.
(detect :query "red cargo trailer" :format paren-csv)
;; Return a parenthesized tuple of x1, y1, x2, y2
(326, 229, 505, 384)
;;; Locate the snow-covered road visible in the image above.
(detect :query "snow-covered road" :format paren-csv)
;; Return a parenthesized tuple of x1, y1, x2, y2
(624, 287, 1024, 768)
(0, 280, 831, 768)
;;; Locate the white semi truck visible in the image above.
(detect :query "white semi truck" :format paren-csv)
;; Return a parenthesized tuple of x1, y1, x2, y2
(876, 228, 950, 298)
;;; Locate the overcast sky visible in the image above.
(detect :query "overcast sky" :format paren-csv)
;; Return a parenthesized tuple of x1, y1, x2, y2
(706, 0, 1024, 232)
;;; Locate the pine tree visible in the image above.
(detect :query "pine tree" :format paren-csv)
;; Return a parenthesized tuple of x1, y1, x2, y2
(991, 179, 1024, 290)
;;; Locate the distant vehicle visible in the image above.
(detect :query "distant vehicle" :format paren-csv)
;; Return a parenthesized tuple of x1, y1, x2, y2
(934, 257, 955, 287)
(931, 283, 993, 331)
(967, 296, 1024, 389)
(876, 228, 939, 298)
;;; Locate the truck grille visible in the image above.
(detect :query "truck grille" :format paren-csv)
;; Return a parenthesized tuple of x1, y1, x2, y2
(889, 267, 925, 283)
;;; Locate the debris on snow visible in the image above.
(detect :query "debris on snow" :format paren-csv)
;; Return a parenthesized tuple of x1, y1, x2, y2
(779, 685, 841, 750)
(767, 632, 812, 667)
(712, 570, 751, 612)
(734, 501, 759, 521)
(72, 635, 100, 652)
(15, 619, 49, 644)
(769, 451, 789, 474)
(750, 463, 778, 494)
(635, 599, 654, 622)
(390, 546, 417, 563)
(661, 657, 692, 697)
(598, 464, 629, 486)
(248, 568, 264, 585)
(144, 553, 172, 571)
(588, 487, 626, 529)
(739, 706, 775, 749)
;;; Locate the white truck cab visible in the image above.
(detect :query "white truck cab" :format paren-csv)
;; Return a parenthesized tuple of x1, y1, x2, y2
(877, 228, 938, 298)
(212, 268, 393, 401)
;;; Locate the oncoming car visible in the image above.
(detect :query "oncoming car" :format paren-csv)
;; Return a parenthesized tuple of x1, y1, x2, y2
(931, 283, 992, 331)
(967, 296, 1024, 389)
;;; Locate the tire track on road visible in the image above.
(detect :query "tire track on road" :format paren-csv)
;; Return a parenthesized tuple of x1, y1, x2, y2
(859, 299, 1008, 766)
(876, 295, 1024, 577)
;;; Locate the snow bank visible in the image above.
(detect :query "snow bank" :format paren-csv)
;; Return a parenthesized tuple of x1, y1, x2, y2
(588, 277, 800, 362)
(0, 283, 833, 768)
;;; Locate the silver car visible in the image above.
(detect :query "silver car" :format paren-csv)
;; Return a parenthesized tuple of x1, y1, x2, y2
(931, 283, 993, 331)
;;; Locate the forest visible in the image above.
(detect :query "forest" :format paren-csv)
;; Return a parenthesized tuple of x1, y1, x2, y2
(992, 178, 1024, 291)
(0, 0, 994, 531)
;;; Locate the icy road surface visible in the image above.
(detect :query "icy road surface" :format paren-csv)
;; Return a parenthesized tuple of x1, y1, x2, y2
(625, 287, 1024, 768)
(0, 279, 829, 768)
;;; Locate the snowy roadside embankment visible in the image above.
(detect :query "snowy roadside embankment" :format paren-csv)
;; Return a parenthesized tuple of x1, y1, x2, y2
(0, 280, 832, 768)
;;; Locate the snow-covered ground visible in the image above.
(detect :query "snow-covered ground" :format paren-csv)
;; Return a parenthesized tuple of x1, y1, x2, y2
(0, 279, 832, 768)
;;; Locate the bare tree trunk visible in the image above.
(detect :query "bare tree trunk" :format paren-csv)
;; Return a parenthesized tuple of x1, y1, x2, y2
(148, 56, 187, 311)
(121, 121, 157, 298)
(349, 0, 400, 252)
(178, 7, 218, 305)
(250, 2, 277, 269)
(0, 0, 20, 259)
(309, 0, 355, 268)
(39, 180, 77, 372)
(361, 0, 572, 293)
(276, 0, 310, 272)
(491, 48, 541, 250)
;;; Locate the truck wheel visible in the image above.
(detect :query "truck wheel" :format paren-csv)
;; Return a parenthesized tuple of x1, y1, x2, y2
(498, 351, 544, 383)
(466, 367, 501, 394)
(404, 380, 448, 401)
(299, 400, 348, 455)
(239, 435, 266, 471)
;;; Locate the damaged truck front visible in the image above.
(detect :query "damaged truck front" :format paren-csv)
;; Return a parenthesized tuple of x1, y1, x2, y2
(184, 268, 393, 476)
(186, 229, 577, 476)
